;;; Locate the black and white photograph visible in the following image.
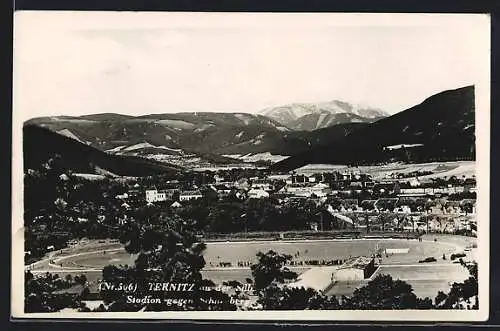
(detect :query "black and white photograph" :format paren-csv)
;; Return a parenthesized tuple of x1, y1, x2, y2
(11, 12, 490, 321)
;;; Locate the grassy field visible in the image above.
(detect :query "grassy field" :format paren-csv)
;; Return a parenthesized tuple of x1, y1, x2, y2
(359, 161, 475, 181)
(33, 235, 475, 300)
(294, 161, 475, 180)
(63, 238, 461, 269)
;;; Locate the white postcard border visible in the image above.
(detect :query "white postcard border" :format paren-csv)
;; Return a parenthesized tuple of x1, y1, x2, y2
(11, 12, 491, 321)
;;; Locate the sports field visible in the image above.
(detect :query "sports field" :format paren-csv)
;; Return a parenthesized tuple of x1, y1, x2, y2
(31, 235, 475, 299)
(58, 237, 463, 270)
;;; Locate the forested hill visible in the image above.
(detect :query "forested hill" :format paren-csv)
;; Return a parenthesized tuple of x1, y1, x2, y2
(24, 124, 182, 177)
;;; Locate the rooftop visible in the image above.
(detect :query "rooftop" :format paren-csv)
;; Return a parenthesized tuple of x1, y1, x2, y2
(339, 256, 375, 270)
(180, 190, 202, 195)
(286, 266, 338, 292)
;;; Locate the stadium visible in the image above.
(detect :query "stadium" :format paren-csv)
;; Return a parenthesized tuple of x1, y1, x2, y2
(28, 234, 476, 299)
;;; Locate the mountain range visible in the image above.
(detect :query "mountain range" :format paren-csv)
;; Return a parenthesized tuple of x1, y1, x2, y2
(270, 85, 475, 171)
(259, 100, 388, 131)
(24, 86, 474, 173)
(24, 111, 369, 166)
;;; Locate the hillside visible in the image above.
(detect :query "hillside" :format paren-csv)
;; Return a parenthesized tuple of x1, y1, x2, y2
(271, 86, 476, 171)
(259, 100, 388, 131)
(24, 124, 182, 177)
(25, 113, 288, 153)
(25, 111, 373, 166)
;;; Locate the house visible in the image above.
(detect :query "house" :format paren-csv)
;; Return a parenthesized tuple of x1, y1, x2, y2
(398, 187, 427, 197)
(268, 174, 292, 182)
(145, 189, 178, 203)
(250, 179, 273, 191)
(373, 181, 401, 195)
(288, 174, 309, 184)
(115, 193, 129, 200)
(408, 178, 421, 187)
(127, 189, 141, 199)
(171, 201, 182, 208)
(234, 178, 250, 190)
(210, 184, 232, 195)
(214, 174, 225, 183)
(179, 190, 203, 201)
(311, 183, 331, 197)
(235, 190, 248, 200)
(397, 205, 412, 213)
(307, 175, 317, 183)
(280, 183, 313, 197)
(248, 189, 269, 199)
(164, 179, 180, 186)
(146, 190, 167, 203)
(208, 184, 234, 199)
(59, 174, 70, 181)
(117, 215, 128, 225)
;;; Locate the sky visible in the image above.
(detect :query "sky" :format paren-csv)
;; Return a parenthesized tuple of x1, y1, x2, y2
(13, 12, 490, 121)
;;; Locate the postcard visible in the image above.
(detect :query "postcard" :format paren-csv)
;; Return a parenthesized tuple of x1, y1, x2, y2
(11, 11, 490, 321)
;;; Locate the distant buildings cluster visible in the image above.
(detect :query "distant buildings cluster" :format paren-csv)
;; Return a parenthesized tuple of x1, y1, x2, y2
(105, 168, 477, 236)
(129, 169, 477, 210)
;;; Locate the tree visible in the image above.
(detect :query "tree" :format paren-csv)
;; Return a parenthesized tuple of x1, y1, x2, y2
(100, 214, 237, 311)
(251, 250, 298, 291)
(434, 261, 478, 309)
(344, 274, 433, 309)
(24, 271, 86, 313)
(258, 284, 336, 310)
(377, 213, 394, 232)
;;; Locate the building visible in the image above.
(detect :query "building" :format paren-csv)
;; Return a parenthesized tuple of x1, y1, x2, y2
(268, 174, 292, 182)
(326, 205, 355, 229)
(210, 184, 232, 195)
(286, 267, 338, 293)
(171, 201, 182, 208)
(115, 193, 129, 200)
(311, 183, 331, 197)
(248, 189, 269, 199)
(250, 179, 274, 191)
(287, 174, 309, 184)
(234, 178, 250, 190)
(214, 174, 225, 183)
(179, 190, 203, 201)
(332, 256, 377, 281)
(408, 178, 421, 187)
(279, 183, 311, 197)
(145, 189, 178, 203)
(373, 181, 401, 195)
(279, 182, 329, 197)
(398, 187, 428, 197)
